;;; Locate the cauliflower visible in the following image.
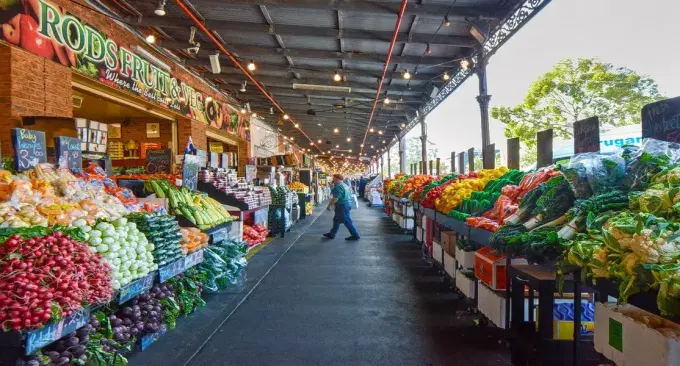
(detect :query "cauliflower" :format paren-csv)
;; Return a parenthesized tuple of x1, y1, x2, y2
(603, 212, 638, 251)
(630, 227, 680, 263)
(589, 246, 610, 278)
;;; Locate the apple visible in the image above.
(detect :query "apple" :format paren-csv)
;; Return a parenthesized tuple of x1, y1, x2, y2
(1, 14, 20, 45)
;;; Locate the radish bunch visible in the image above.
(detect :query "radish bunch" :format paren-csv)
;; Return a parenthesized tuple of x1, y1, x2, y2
(0, 232, 113, 331)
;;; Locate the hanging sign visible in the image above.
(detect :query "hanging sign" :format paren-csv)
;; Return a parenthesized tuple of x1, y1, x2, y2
(641, 96, 680, 142)
(573, 116, 600, 153)
(54, 136, 82, 170)
(11, 128, 46, 172)
(182, 154, 201, 190)
(209, 142, 224, 153)
(210, 152, 219, 169)
(0, 0, 251, 140)
(146, 149, 172, 173)
(245, 165, 256, 182)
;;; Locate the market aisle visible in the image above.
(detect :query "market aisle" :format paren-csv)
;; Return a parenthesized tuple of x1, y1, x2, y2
(180, 203, 509, 366)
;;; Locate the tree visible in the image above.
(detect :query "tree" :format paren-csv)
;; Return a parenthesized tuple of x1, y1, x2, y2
(491, 58, 663, 166)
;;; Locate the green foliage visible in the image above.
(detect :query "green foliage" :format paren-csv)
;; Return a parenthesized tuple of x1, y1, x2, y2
(491, 58, 664, 166)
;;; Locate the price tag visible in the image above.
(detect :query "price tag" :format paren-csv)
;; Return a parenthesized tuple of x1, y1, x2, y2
(12, 128, 46, 172)
(573, 116, 600, 154)
(145, 149, 172, 174)
(184, 249, 205, 268)
(25, 307, 90, 355)
(140, 324, 167, 351)
(210, 227, 227, 244)
(608, 318, 623, 352)
(54, 136, 82, 170)
(642, 96, 680, 142)
(158, 258, 185, 283)
(118, 273, 155, 305)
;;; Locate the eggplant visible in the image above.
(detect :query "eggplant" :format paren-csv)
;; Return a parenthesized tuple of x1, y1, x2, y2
(66, 337, 79, 347)
(130, 327, 139, 335)
(60, 351, 72, 359)
(56, 357, 69, 366)
(71, 345, 86, 357)
(44, 352, 60, 362)
(121, 307, 133, 316)
(26, 361, 39, 366)
(78, 334, 89, 344)
(122, 318, 132, 326)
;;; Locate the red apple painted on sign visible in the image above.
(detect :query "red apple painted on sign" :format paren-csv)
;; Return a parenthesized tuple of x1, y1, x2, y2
(2, 14, 21, 46)
(20, 14, 54, 60)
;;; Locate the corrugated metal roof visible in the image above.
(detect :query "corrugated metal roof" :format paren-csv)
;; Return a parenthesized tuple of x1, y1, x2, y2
(280, 35, 339, 52)
(267, 6, 336, 28)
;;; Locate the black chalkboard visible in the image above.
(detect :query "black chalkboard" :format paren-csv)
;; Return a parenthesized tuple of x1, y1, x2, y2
(11, 128, 46, 172)
(210, 152, 219, 169)
(573, 116, 600, 153)
(182, 154, 201, 190)
(642, 97, 680, 142)
(146, 149, 172, 174)
(221, 153, 228, 169)
(537, 129, 553, 168)
(54, 136, 82, 170)
(507, 137, 520, 169)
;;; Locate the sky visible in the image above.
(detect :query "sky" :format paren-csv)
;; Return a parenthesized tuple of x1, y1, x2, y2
(415, 0, 680, 165)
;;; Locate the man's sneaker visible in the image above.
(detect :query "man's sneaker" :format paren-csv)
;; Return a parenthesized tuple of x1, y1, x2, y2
(345, 235, 360, 241)
(323, 233, 335, 239)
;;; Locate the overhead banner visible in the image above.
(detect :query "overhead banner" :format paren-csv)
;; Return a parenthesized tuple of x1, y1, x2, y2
(0, 0, 249, 139)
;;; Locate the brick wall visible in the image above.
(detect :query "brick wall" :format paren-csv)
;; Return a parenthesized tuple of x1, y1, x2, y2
(177, 118, 207, 152)
(0, 44, 72, 155)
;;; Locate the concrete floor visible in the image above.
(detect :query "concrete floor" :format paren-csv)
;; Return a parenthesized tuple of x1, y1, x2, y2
(131, 202, 510, 366)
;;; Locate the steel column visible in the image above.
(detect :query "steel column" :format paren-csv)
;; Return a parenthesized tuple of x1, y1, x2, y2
(420, 119, 427, 174)
(476, 58, 492, 151)
(387, 150, 391, 178)
(399, 136, 406, 173)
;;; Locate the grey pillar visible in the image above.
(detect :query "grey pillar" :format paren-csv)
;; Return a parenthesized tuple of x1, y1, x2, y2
(450, 152, 456, 173)
(420, 119, 427, 174)
(380, 155, 384, 177)
(387, 150, 391, 178)
(476, 59, 492, 155)
(436, 158, 441, 175)
(399, 136, 406, 174)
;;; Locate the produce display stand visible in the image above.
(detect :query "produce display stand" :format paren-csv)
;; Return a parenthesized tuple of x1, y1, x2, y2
(297, 192, 311, 219)
(508, 265, 604, 366)
(268, 204, 289, 238)
(0, 249, 205, 364)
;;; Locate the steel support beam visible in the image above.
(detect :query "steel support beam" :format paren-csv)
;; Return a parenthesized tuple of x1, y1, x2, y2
(182, 0, 499, 18)
(399, 136, 406, 173)
(200, 65, 441, 82)
(420, 118, 427, 174)
(213, 75, 424, 94)
(476, 58, 492, 154)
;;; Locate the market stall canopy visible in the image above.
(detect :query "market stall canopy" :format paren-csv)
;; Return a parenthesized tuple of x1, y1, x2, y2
(102, 0, 544, 156)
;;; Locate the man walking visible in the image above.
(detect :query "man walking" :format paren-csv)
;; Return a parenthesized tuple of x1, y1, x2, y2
(323, 174, 360, 241)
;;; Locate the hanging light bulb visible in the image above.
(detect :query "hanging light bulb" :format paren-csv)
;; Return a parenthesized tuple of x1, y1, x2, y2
(154, 0, 167, 16)
(443, 72, 450, 80)
(145, 34, 156, 44)
(371, 145, 374, 149)
(461, 59, 470, 70)
(317, 139, 322, 144)
(444, 16, 451, 27)
(333, 128, 339, 134)
(247, 60, 256, 71)
(369, 127, 375, 133)
(251, 112, 258, 118)
(294, 123, 300, 128)
(384, 97, 390, 105)
(378, 130, 383, 135)
(426, 43, 432, 54)
(283, 114, 289, 120)
(290, 136, 294, 141)
(402, 70, 411, 80)
(335, 145, 340, 148)
(240, 107, 247, 114)
(346, 137, 351, 142)
(333, 71, 342, 82)
(400, 123, 406, 128)
(360, 144, 364, 147)
(310, 142, 314, 146)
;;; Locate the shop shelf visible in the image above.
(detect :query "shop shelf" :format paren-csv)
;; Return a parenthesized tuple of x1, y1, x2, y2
(469, 226, 493, 246)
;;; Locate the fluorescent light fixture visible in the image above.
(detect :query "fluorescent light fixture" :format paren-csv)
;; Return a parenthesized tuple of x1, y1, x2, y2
(209, 53, 221, 74)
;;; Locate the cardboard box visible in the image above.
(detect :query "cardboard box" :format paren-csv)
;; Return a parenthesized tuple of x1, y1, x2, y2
(595, 302, 680, 366)
(455, 269, 476, 299)
(477, 282, 507, 328)
(441, 231, 456, 253)
(474, 247, 528, 291)
(432, 241, 443, 264)
(455, 246, 476, 269)
(444, 252, 455, 278)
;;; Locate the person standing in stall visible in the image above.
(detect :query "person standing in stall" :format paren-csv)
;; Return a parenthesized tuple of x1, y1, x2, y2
(323, 174, 360, 241)
(358, 175, 367, 199)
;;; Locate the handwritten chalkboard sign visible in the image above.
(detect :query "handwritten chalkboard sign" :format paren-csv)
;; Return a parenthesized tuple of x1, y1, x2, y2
(11, 128, 46, 172)
(182, 154, 201, 190)
(25, 307, 90, 355)
(210, 152, 219, 169)
(221, 153, 228, 169)
(507, 137, 520, 169)
(573, 116, 600, 153)
(118, 273, 155, 304)
(146, 149, 172, 174)
(54, 136, 82, 170)
(642, 97, 680, 142)
(537, 129, 553, 168)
